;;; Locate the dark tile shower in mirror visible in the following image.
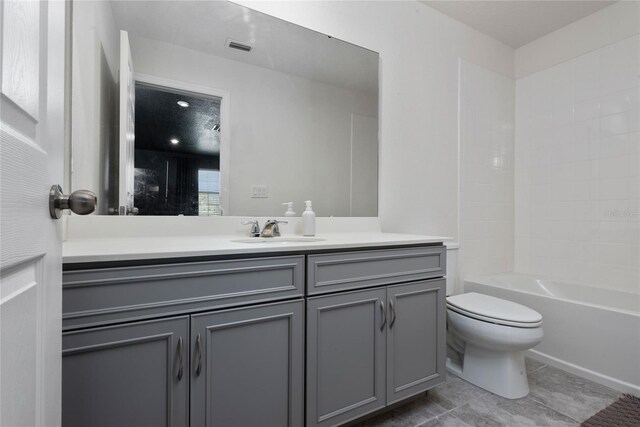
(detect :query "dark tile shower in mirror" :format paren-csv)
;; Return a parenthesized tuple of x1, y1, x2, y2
(134, 84, 222, 216)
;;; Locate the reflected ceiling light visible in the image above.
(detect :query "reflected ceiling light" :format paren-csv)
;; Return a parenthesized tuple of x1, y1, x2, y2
(177, 100, 189, 108)
(170, 138, 179, 144)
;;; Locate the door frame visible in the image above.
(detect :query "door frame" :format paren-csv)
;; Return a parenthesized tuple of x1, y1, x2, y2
(133, 72, 231, 216)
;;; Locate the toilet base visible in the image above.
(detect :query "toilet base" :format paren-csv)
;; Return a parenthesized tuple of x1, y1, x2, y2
(446, 344, 530, 399)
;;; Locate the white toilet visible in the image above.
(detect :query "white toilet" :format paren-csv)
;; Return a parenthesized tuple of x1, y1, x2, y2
(444, 245, 543, 399)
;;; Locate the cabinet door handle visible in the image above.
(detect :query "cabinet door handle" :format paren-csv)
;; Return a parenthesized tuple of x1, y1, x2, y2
(195, 334, 202, 376)
(176, 337, 184, 381)
(389, 299, 396, 328)
(379, 300, 387, 331)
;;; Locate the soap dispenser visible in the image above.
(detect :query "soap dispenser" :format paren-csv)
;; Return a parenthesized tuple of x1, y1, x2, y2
(282, 202, 297, 217)
(302, 200, 316, 236)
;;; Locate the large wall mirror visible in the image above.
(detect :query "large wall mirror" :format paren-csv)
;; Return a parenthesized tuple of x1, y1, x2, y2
(70, 0, 379, 217)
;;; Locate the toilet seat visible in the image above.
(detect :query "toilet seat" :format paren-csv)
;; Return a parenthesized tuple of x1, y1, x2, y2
(447, 292, 543, 328)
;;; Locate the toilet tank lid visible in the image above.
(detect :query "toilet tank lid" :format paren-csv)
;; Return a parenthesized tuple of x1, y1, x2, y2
(447, 292, 542, 324)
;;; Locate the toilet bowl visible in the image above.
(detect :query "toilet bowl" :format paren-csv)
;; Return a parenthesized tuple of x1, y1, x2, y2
(446, 292, 543, 399)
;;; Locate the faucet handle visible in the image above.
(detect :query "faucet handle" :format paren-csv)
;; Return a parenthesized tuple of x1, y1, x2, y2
(241, 219, 260, 237)
(261, 219, 288, 237)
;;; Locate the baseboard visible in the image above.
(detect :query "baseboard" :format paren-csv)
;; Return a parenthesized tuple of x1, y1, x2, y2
(526, 349, 640, 397)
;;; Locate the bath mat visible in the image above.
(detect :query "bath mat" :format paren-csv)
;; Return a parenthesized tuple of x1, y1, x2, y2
(581, 394, 640, 427)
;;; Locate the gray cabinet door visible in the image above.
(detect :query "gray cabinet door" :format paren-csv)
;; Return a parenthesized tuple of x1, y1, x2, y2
(190, 300, 304, 427)
(62, 316, 189, 427)
(307, 288, 387, 427)
(386, 279, 446, 404)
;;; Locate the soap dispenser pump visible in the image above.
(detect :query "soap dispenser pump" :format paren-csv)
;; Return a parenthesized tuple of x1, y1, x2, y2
(302, 200, 316, 236)
(282, 202, 296, 217)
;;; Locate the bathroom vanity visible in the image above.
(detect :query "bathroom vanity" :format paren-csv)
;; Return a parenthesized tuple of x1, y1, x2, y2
(61, 233, 447, 427)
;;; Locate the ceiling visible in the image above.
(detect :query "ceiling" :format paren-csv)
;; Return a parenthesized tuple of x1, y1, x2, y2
(421, 1, 616, 48)
(135, 84, 221, 156)
(109, 0, 378, 95)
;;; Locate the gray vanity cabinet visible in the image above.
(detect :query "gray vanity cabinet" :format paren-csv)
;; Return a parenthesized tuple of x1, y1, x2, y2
(62, 255, 305, 427)
(62, 245, 445, 427)
(190, 300, 304, 427)
(62, 316, 189, 427)
(306, 278, 446, 427)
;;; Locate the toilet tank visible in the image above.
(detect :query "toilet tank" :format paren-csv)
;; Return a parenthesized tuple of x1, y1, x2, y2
(445, 243, 458, 296)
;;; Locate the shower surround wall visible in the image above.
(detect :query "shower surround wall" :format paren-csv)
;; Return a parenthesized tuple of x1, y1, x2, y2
(515, 34, 640, 293)
(457, 60, 515, 291)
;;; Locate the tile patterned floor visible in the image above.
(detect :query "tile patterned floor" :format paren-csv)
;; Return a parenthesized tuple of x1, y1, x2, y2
(355, 358, 621, 427)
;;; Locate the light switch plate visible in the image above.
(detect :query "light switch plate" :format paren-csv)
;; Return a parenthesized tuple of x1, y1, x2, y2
(251, 185, 268, 198)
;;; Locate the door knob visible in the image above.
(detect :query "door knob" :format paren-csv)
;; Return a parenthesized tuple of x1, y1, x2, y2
(49, 185, 97, 219)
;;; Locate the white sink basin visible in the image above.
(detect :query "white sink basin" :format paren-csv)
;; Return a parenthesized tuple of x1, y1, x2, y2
(231, 237, 326, 244)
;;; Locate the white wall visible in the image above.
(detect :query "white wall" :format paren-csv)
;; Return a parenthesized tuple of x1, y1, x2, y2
(71, 0, 119, 214)
(458, 60, 515, 291)
(238, 1, 515, 238)
(515, 3, 640, 293)
(129, 35, 377, 217)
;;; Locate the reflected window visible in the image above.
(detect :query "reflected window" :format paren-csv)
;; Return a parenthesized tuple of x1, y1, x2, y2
(198, 169, 221, 216)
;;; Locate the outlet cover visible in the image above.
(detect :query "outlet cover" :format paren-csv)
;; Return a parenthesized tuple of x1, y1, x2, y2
(251, 185, 268, 198)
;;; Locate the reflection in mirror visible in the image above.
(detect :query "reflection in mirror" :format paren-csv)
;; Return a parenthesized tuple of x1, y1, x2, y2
(70, 0, 379, 217)
(134, 83, 222, 216)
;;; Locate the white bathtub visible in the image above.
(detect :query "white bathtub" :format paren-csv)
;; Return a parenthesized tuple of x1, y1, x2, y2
(464, 273, 640, 396)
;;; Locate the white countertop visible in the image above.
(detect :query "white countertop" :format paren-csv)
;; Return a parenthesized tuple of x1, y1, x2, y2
(63, 232, 450, 264)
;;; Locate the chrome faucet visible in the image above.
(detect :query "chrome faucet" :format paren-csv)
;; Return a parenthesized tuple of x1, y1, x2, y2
(241, 219, 260, 237)
(260, 219, 288, 237)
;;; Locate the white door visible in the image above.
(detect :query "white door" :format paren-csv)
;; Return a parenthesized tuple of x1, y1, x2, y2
(1, 1, 66, 426)
(119, 30, 135, 214)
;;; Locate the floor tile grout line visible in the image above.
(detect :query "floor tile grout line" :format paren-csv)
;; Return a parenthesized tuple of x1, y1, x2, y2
(446, 392, 584, 427)
(442, 379, 583, 426)
(528, 394, 584, 424)
(528, 364, 548, 375)
(420, 410, 473, 427)
(449, 412, 474, 427)
(440, 390, 488, 415)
